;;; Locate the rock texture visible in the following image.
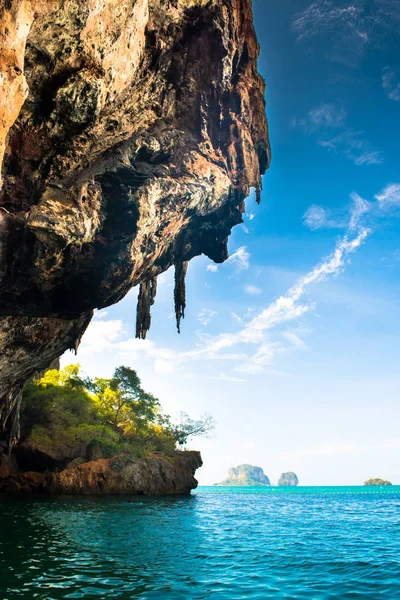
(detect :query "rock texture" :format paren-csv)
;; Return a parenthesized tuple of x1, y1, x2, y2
(48, 451, 202, 495)
(215, 463, 270, 486)
(0, 0, 270, 442)
(278, 472, 299, 487)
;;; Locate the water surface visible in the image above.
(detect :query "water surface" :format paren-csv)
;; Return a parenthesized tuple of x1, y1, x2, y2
(1, 486, 400, 599)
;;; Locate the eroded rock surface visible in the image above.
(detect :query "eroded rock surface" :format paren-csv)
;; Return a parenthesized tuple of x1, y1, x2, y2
(49, 451, 202, 495)
(215, 463, 271, 486)
(0, 0, 270, 440)
(278, 472, 299, 487)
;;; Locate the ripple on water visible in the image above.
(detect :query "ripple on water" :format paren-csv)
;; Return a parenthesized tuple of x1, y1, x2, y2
(1, 488, 400, 598)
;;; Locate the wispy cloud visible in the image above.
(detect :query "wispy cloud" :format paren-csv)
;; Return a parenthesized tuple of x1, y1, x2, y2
(318, 130, 383, 166)
(375, 183, 400, 206)
(303, 192, 370, 231)
(292, 0, 400, 67)
(79, 191, 389, 378)
(214, 372, 246, 383)
(227, 246, 250, 271)
(349, 192, 371, 229)
(293, 103, 383, 166)
(382, 67, 400, 101)
(207, 264, 218, 272)
(244, 284, 262, 296)
(197, 309, 217, 326)
(303, 205, 345, 230)
(293, 103, 346, 134)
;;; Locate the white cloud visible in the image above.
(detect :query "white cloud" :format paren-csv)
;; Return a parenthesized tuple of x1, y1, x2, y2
(303, 204, 347, 230)
(231, 312, 246, 326)
(197, 309, 217, 326)
(319, 130, 383, 166)
(294, 102, 383, 166)
(292, 1, 400, 66)
(375, 183, 400, 206)
(227, 246, 250, 271)
(382, 67, 400, 101)
(79, 319, 124, 354)
(349, 192, 371, 230)
(303, 193, 370, 232)
(93, 310, 109, 320)
(244, 284, 262, 296)
(214, 372, 246, 383)
(281, 330, 308, 350)
(183, 223, 369, 372)
(293, 103, 346, 134)
(247, 212, 256, 221)
(207, 264, 218, 272)
(78, 195, 374, 378)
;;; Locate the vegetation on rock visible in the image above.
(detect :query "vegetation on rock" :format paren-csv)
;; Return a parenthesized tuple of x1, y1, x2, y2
(278, 472, 299, 487)
(364, 478, 392, 486)
(20, 365, 213, 467)
(215, 464, 270, 486)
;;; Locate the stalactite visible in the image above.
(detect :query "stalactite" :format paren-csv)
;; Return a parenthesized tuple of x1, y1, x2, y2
(136, 277, 158, 339)
(256, 184, 262, 204)
(0, 389, 22, 454)
(174, 261, 188, 334)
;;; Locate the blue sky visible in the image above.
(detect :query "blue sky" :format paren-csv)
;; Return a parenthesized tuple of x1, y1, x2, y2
(62, 0, 400, 486)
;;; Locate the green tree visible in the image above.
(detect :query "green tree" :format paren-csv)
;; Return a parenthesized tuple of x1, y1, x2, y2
(21, 364, 214, 461)
(88, 366, 162, 435)
(172, 412, 215, 446)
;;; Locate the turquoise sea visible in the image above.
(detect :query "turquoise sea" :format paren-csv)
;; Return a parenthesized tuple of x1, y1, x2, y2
(1, 486, 400, 599)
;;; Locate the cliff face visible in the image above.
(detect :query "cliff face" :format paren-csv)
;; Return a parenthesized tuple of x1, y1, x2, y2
(0, 0, 269, 443)
(278, 472, 299, 487)
(215, 463, 271, 486)
(0, 450, 202, 495)
(48, 451, 203, 495)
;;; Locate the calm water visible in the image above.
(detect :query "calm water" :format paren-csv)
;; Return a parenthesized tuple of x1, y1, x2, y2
(1, 486, 400, 599)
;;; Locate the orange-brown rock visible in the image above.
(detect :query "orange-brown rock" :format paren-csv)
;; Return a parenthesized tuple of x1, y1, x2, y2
(49, 451, 203, 495)
(0, 455, 10, 479)
(0, 0, 270, 440)
(21, 471, 46, 486)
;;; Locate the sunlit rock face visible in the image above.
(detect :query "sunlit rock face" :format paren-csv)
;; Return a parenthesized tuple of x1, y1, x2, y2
(215, 464, 271, 486)
(278, 472, 299, 487)
(0, 0, 270, 440)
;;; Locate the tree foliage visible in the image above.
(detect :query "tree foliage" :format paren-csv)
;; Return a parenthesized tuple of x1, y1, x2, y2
(21, 365, 214, 461)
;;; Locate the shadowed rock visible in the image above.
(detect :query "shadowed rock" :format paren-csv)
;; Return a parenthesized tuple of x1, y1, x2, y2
(0, 0, 270, 442)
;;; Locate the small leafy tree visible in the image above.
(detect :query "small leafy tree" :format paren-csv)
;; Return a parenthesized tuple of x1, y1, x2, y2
(172, 412, 215, 446)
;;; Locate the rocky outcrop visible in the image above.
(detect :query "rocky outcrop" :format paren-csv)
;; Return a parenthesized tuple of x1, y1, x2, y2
(215, 463, 270, 486)
(48, 451, 202, 495)
(0, 443, 202, 495)
(364, 478, 392, 486)
(0, 0, 270, 442)
(278, 472, 299, 487)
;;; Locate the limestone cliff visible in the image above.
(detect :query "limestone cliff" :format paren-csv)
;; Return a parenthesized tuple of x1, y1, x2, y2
(278, 472, 298, 487)
(0, 0, 270, 444)
(49, 451, 202, 495)
(215, 463, 270, 486)
(0, 450, 202, 495)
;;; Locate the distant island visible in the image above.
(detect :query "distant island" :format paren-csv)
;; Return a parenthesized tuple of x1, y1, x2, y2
(278, 472, 299, 486)
(215, 464, 270, 486)
(364, 478, 392, 486)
